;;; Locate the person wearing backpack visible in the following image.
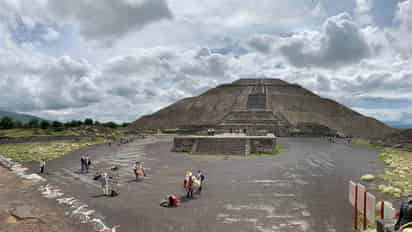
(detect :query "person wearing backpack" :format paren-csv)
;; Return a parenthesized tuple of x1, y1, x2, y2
(395, 199, 412, 231)
(197, 170, 205, 194)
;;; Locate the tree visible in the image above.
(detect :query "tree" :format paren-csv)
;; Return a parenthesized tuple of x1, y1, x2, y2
(28, 119, 39, 128)
(84, 118, 93, 125)
(121, 122, 130, 128)
(0, 117, 14, 129)
(69, 120, 80, 127)
(14, 121, 23, 128)
(103, 122, 118, 129)
(40, 120, 50, 130)
(52, 121, 64, 131)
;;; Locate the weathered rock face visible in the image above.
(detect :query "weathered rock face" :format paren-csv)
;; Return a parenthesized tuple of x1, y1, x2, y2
(129, 78, 397, 139)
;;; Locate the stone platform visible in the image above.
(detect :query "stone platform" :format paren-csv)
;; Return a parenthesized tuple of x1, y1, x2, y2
(172, 134, 276, 156)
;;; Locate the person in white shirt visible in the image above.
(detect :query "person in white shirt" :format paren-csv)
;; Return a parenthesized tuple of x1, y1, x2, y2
(39, 159, 46, 174)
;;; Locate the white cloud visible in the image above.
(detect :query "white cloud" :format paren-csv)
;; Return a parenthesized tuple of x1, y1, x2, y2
(278, 13, 374, 68)
(0, 0, 412, 126)
(355, 0, 374, 25)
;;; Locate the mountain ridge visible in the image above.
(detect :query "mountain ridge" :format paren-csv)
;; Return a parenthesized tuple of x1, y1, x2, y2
(0, 110, 46, 123)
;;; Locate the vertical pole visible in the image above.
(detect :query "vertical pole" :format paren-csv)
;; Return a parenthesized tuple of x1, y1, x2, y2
(354, 184, 358, 230)
(381, 201, 384, 220)
(363, 191, 367, 230)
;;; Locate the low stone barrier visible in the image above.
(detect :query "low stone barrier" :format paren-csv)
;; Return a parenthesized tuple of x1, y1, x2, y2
(172, 135, 276, 156)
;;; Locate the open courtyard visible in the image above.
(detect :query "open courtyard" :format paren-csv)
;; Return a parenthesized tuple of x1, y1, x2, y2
(19, 136, 382, 232)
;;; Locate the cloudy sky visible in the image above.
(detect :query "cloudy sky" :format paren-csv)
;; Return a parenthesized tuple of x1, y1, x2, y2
(0, 0, 412, 126)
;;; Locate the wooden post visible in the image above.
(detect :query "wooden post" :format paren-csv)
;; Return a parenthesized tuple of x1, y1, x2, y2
(363, 191, 367, 230)
(354, 184, 358, 230)
(381, 201, 384, 220)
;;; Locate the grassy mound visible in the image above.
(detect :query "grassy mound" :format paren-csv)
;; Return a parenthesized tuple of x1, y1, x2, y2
(0, 140, 104, 162)
(378, 148, 412, 197)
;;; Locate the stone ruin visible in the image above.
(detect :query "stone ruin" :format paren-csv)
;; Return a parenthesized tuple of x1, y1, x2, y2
(130, 78, 397, 140)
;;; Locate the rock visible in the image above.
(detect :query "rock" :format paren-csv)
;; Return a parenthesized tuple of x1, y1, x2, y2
(361, 174, 375, 182)
(9, 205, 44, 223)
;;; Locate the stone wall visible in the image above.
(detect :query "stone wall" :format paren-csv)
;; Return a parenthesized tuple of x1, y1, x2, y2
(196, 137, 246, 155)
(172, 135, 276, 156)
(250, 138, 276, 154)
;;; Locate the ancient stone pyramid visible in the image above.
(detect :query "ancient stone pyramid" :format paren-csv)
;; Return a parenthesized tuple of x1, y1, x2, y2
(129, 78, 396, 139)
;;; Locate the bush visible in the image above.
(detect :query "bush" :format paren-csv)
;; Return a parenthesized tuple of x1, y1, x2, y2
(0, 117, 14, 129)
(27, 119, 39, 128)
(103, 122, 118, 129)
(51, 121, 64, 131)
(84, 118, 93, 125)
(40, 120, 50, 130)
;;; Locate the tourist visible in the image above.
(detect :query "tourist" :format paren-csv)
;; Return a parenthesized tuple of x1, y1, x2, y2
(133, 162, 139, 180)
(395, 199, 412, 231)
(132, 161, 146, 181)
(85, 155, 91, 173)
(197, 170, 205, 194)
(39, 159, 46, 174)
(160, 194, 181, 208)
(101, 172, 110, 196)
(184, 171, 194, 198)
(80, 155, 86, 173)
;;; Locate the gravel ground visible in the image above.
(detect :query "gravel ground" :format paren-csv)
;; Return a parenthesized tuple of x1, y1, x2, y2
(0, 166, 92, 232)
(24, 136, 382, 232)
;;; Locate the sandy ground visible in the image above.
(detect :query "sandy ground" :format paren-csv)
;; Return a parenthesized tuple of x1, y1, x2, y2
(22, 136, 382, 232)
(0, 166, 92, 232)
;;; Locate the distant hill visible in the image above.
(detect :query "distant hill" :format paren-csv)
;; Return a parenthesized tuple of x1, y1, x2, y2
(0, 110, 46, 123)
(385, 121, 412, 129)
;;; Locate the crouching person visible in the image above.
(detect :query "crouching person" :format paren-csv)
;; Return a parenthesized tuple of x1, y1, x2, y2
(160, 195, 180, 208)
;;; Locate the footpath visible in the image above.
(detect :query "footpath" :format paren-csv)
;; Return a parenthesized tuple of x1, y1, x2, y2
(0, 165, 92, 232)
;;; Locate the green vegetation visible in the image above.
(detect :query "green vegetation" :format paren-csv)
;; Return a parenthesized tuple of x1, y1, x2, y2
(352, 138, 384, 150)
(0, 128, 76, 137)
(377, 148, 412, 198)
(0, 140, 104, 162)
(0, 116, 130, 132)
(248, 144, 285, 157)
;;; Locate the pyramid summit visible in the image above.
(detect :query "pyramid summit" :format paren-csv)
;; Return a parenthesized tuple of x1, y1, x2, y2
(130, 78, 396, 139)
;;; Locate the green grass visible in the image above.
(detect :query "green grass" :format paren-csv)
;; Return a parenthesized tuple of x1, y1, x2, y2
(377, 148, 412, 197)
(0, 139, 105, 162)
(0, 128, 76, 137)
(247, 144, 285, 158)
(352, 138, 384, 150)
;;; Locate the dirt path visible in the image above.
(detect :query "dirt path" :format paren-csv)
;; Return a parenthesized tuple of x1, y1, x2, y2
(25, 136, 381, 232)
(0, 166, 92, 232)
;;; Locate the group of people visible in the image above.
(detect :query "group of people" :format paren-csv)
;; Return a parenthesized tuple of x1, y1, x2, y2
(80, 155, 92, 173)
(93, 171, 119, 197)
(160, 170, 206, 208)
(183, 170, 205, 199)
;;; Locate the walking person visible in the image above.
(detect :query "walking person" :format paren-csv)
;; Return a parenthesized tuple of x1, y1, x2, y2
(102, 172, 110, 196)
(184, 171, 194, 199)
(39, 159, 46, 174)
(85, 155, 91, 173)
(80, 155, 85, 173)
(197, 170, 205, 194)
(133, 162, 139, 181)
